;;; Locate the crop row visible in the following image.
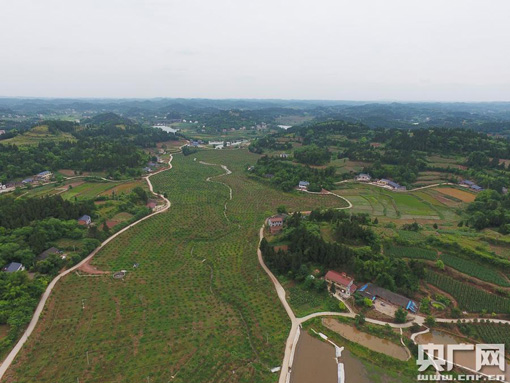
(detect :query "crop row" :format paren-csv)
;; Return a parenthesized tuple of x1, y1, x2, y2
(441, 253, 510, 287)
(426, 271, 510, 313)
(385, 246, 437, 260)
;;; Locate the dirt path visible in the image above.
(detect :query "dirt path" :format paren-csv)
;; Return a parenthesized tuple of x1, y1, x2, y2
(297, 189, 353, 209)
(199, 161, 235, 225)
(0, 149, 182, 380)
(78, 261, 110, 275)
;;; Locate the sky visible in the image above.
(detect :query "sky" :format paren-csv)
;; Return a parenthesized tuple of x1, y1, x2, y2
(1, 0, 509, 101)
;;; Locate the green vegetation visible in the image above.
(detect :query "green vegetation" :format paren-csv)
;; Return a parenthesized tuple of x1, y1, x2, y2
(426, 271, 510, 313)
(4, 149, 346, 383)
(457, 321, 510, 351)
(0, 114, 178, 182)
(466, 189, 510, 232)
(441, 253, 510, 286)
(385, 246, 437, 260)
(249, 156, 337, 192)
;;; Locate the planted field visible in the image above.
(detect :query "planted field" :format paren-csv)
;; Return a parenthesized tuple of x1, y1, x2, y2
(1, 125, 76, 146)
(471, 323, 510, 351)
(435, 187, 476, 203)
(287, 285, 338, 317)
(5, 149, 346, 383)
(98, 180, 146, 196)
(333, 184, 445, 220)
(61, 182, 117, 200)
(426, 271, 510, 313)
(440, 253, 510, 287)
(385, 246, 437, 260)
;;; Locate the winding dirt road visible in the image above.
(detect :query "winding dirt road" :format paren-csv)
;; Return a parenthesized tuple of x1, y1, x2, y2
(0, 153, 177, 380)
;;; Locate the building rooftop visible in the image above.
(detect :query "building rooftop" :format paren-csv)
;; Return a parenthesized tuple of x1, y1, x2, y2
(4, 262, 24, 273)
(358, 283, 416, 309)
(37, 247, 60, 261)
(325, 270, 353, 287)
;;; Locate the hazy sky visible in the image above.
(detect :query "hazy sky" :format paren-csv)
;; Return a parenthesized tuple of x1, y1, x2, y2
(1, 0, 509, 101)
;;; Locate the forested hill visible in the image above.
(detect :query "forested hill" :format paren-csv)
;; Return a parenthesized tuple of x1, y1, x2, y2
(290, 120, 510, 158)
(0, 114, 178, 180)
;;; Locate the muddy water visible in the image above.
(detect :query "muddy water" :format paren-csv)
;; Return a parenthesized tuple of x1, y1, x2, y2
(322, 318, 409, 361)
(290, 331, 372, 383)
(417, 330, 510, 382)
(290, 331, 337, 383)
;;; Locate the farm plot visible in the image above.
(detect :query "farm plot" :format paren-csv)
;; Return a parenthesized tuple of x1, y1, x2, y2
(385, 246, 437, 260)
(440, 253, 510, 287)
(435, 187, 476, 203)
(471, 323, 510, 351)
(391, 193, 440, 219)
(4, 149, 347, 383)
(426, 272, 510, 313)
(99, 180, 146, 196)
(61, 182, 117, 200)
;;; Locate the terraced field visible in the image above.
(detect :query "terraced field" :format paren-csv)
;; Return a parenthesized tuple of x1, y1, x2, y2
(332, 184, 448, 221)
(3, 149, 346, 383)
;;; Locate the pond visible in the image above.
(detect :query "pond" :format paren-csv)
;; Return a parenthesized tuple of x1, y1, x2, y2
(290, 331, 373, 383)
(417, 330, 510, 382)
(322, 318, 409, 361)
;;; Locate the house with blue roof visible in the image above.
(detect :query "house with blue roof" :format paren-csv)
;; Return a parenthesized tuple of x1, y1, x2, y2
(378, 178, 406, 191)
(298, 181, 310, 190)
(3, 262, 25, 273)
(78, 215, 92, 226)
(357, 283, 418, 313)
(36, 170, 53, 181)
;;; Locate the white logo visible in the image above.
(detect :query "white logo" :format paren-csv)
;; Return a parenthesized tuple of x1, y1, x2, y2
(417, 343, 505, 376)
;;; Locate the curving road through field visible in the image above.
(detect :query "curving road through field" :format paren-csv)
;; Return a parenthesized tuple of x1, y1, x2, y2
(0, 153, 178, 380)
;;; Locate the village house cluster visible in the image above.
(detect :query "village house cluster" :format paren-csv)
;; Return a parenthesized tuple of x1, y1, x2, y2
(325, 270, 419, 313)
(355, 173, 406, 191)
(1, 170, 54, 193)
(459, 179, 483, 192)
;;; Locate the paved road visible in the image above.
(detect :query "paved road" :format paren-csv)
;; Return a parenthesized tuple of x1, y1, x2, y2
(0, 153, 178, 380)
(257, 216, 510, 383)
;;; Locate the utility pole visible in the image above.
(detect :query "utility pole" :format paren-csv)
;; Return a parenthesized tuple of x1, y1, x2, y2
(86, 351, 90, 366)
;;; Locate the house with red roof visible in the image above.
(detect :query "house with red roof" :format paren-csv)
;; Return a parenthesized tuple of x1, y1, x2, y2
(325, 270, 357, 298)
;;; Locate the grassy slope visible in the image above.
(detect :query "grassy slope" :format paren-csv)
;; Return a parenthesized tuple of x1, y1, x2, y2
(4, 149, 347, 383)
(1, 125, 76, 146)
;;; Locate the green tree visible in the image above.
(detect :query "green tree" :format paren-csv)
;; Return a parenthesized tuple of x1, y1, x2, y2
(425, 316, 436, 327)
(395, 307, 408, 323)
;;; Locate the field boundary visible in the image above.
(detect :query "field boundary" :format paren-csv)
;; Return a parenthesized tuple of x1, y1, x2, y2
(0, 152, 179, 379)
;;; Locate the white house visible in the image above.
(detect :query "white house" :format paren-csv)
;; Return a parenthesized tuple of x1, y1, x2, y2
(356, 173, 371, 182)
(298, 181, 310, 190)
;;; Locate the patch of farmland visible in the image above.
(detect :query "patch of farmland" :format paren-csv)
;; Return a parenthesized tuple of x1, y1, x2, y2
(5, 149, 351, 383)
(440, 253, 510, 287)
(435, 187, 476, 203)
(385, 246, 437, 260)
(99, 180, 146, 196)
(426, 272, 510, 313)
(391, 193, 439, 217)
(61, 182, 116, 200)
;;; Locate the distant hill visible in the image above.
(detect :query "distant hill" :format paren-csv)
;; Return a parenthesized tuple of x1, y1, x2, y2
(83, 112, 135, 127)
